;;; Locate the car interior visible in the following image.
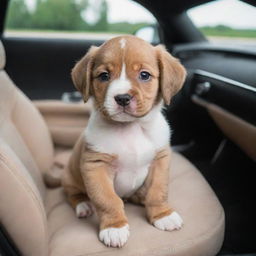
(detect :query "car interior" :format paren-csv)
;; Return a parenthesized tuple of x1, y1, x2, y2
(0, 0, 255, 255)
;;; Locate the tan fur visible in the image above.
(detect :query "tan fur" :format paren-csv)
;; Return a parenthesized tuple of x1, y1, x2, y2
(61, 135, 127, 229)
(71, 36, 186, 119)
(72, 46, 99, 102)
(155, 45, 187, 105)
(58, 35, 186, 234)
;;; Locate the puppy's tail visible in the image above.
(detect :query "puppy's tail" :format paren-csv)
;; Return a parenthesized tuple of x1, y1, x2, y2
(43, 165, 63, 188)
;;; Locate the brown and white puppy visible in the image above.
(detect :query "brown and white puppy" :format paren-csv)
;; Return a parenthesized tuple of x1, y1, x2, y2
(62, 35, 186, 248)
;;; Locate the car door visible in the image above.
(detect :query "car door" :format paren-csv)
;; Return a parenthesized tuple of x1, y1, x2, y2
(164, 1, 256, 254)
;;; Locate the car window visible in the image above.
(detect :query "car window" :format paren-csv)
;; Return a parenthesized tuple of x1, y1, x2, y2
(4, 0, 157, 42)
(187, 0, 256, 46)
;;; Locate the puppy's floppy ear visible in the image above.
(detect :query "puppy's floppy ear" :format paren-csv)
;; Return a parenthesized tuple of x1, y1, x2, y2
(71, 46, 99, 102)
(155, 45, 186, 105)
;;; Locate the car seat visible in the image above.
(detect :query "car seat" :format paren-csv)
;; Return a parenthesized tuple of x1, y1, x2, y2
(0, 40, 224, 256)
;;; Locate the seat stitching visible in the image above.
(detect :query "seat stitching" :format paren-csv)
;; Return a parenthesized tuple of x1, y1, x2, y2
(10, 91, 46, 189)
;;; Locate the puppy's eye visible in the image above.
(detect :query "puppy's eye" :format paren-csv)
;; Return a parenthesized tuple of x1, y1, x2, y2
(98, 72, 110, 82)
(139, 71, 151, 81)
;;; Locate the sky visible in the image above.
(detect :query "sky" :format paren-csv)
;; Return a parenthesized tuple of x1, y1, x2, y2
(25, 0, 256, 29)
(106, 0, 256, 29)
(106, 0, 155, 23)
(187, 0, 256, 29)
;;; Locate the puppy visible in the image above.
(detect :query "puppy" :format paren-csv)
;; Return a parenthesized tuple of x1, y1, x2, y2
(61, 35, 186, 248)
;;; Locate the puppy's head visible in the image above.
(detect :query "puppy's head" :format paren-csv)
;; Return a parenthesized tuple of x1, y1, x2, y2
(72, 35, 186, 122)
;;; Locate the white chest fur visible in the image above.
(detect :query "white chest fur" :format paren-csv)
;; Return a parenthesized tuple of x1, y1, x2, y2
(85, 107, 170, 198)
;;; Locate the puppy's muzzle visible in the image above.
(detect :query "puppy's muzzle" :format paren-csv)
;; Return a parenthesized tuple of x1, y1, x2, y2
(114, 94, 132, 107)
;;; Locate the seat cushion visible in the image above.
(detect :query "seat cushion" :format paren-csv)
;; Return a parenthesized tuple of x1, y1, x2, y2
(0, 40, 53, 256)
(45, 151, 224, 256)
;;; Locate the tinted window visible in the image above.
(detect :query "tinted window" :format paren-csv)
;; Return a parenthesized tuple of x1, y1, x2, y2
(188, 0, 256, 46)
(5, 0, 157, 41)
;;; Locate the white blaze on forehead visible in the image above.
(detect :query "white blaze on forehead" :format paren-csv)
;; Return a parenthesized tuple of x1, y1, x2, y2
(120, 62, 126, 80)
(105, 62, 131, 98)
(104, 62, 132, 117)
(120, 38, 126, 49)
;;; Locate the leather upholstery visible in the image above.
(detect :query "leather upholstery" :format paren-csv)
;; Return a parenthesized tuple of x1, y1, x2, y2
(0, 41, 54, 255)
(0, 40, 224, 256)
(46, 150, 224, 256)
(192, 95, 256, 161)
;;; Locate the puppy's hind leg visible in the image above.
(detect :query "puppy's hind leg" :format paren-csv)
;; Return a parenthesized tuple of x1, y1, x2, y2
(129, 148, 183, 231)
(65, 187, 94, 218)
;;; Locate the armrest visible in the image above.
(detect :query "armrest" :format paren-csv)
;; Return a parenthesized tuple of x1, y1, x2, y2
(33, 100, 91, 147)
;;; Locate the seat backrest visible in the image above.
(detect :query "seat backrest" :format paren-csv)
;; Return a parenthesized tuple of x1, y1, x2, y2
(0, 41, 54, 256)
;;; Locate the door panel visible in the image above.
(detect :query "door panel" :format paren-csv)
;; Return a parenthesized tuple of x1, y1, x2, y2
(168, 43, 256, 148)
(192, 95, 256, 161)
(191, 69, 256, 126)
(169, 42, 256, 254)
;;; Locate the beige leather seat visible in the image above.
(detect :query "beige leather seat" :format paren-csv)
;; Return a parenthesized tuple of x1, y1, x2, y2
(0, 40, 225, 256)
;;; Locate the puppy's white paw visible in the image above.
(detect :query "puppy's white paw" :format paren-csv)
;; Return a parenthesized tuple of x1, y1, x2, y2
(99, 224, 130, 248)
(153, 211, 183, 231)
(75, 201, 93, 218)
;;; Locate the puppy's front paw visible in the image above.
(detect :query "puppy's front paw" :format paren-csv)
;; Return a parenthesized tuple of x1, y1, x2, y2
(75, 201, 93, 218)
(99, 224, 130, 247)
(153, 211, 183, 231)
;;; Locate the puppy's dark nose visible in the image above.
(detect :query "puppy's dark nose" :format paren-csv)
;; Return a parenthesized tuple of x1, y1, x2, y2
(114, 94, 131, 106)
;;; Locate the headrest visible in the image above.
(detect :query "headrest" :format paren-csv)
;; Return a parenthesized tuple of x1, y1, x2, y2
(0, 40, 6, 70)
